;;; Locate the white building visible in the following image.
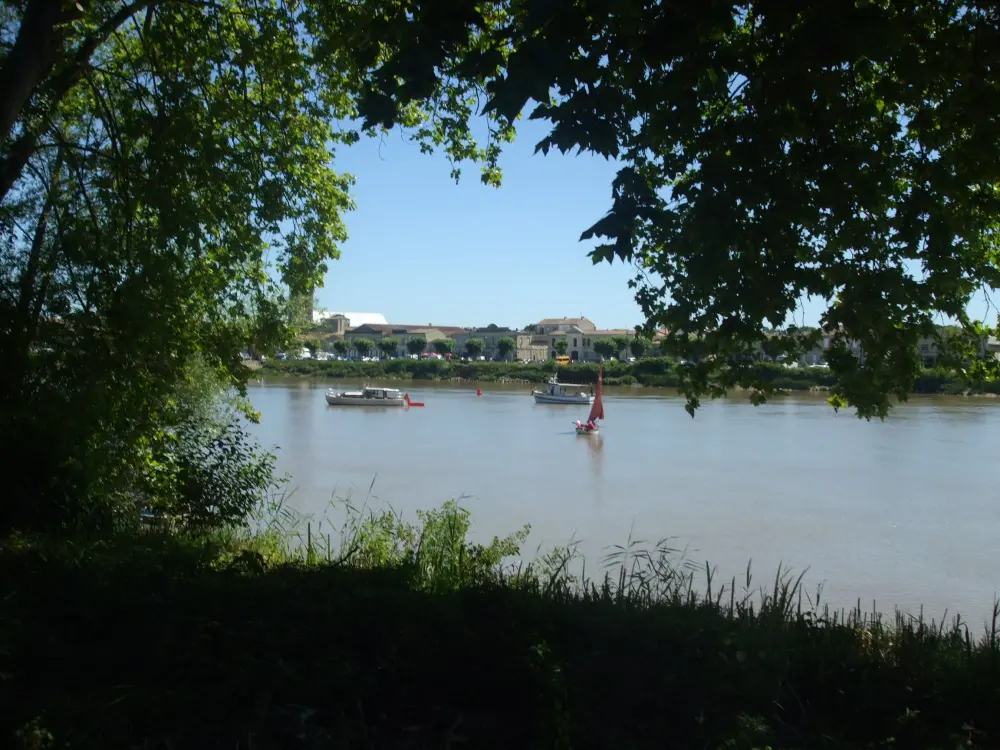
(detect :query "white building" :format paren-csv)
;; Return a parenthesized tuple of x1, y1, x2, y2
(312, 310, 388, 328)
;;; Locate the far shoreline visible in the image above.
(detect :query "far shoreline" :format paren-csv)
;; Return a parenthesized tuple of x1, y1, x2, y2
(247, 357, 1000, 399)
(248, 367, 1000, 404)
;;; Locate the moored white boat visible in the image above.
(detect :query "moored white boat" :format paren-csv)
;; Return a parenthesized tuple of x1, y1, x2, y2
(532, 375, 594, 405)
(325, 386, 406, 406)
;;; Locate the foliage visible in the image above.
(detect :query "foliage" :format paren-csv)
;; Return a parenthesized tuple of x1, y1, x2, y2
(630, 336, 651, 359)
(554, 339, 569, 356)
(464, 337, 486, 357)
(333, 339, 349, 356)
(406, 337, 427, 355)
(377, 337, 399, 358)
(593, 339, 617, 360)
(354, 0, 1000, 419)
(153, 419, 281, 529)
(611, 336, 630, 359)
(288, 290, 315, 331)
(432, 338, 455, 356)
(140, 354, 282, 530)
(2, 503, 999, 748)
(352, 338, 375, 358)
(497, 336, 517, 360)
(0, 0, 514, 530)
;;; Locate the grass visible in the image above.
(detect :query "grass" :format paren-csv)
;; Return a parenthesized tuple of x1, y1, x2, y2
(2, 497, 999, 749)
(261, 357, 1000, 396)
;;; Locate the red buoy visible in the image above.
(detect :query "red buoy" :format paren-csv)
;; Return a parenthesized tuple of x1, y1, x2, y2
(476, 388, 482, 397)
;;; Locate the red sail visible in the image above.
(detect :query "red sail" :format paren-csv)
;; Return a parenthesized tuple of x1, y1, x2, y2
(588, 366, 604, 422)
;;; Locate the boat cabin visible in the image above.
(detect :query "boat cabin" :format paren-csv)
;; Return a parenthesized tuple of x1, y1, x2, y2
(362, 387, 402, 400)
(543, 378, 590, 398)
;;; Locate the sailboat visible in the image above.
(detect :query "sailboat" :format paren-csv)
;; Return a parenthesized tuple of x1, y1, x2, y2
(574, 365, 604, 435)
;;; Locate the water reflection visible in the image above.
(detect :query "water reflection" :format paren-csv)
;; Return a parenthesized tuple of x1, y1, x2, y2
(582, 432, 604, 470)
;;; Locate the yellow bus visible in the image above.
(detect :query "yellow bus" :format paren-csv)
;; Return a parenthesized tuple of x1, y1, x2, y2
(555, 355, 570, 366)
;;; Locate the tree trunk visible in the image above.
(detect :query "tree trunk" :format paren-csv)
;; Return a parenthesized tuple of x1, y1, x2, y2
(0, 0, 80, 150)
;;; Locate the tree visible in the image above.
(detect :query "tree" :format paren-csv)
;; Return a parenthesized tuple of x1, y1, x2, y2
(611, 337, 630, 360)
(355, 1, 1000, 418)
(465, 338, 486, 358)
(554, 340, 569, 356)
(378, 338, 399, 359)
(760, 338, 780, 363)
(0, 0, 512, 527)
(406, 338, 427, 356)
(523, 324, 538, 333)
(593, 340, 616, 361)
(333, 340, 350, 357)
(497, 336, 517, 361)
(289, 289, 316, 331)
(305, 342, 318, 358)
(433, 339, 455, 357)
(630, 337, 650, 360)
(353, 338, 375, 359)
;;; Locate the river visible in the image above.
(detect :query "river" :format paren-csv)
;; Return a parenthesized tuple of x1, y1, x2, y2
(247, 378, 1000, 624)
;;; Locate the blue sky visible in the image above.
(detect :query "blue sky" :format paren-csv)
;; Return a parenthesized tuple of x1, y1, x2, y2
(317, 117, 653, 331)
(317, 117, 994, 332)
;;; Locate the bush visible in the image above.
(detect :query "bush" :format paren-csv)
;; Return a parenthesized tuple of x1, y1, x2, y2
(2, 501, 999, 749)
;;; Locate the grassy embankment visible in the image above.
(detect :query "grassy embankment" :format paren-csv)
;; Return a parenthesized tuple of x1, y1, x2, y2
(2, 500, 999, 749)
(264, 356, 1000, 395)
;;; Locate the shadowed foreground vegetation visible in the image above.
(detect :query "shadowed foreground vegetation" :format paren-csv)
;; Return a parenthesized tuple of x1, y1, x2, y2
(3, 500, 999, 749)
(264, 357, 1000, 396)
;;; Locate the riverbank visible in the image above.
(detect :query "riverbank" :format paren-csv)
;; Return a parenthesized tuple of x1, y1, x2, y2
(2, 502, 998, 749)
(262, 357, 1000, 395)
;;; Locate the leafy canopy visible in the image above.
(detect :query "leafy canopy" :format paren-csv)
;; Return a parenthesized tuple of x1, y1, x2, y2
(593, 339, 616, 360)
(464, 337, 486, 357)
(497, 336, 517, 359)
(433, 339, 455, 356)
(353, 338, 375, 357)
(630, 337, 650, 359)
(0, 0, 514, 525)
(354, 0, 1000, 418)
(378, 337, 399, 357)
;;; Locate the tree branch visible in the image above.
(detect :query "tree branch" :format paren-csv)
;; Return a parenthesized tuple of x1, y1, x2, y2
(0, 0, 160, 205)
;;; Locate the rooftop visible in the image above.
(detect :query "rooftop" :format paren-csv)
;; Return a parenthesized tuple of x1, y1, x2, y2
(536, 316, 595, 327)
(313, 310, 388, 327)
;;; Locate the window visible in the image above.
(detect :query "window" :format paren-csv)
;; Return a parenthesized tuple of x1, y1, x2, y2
(920, 344, 929, 353)
(573, 338, 577, 347)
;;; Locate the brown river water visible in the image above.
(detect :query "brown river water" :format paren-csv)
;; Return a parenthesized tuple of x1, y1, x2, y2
(247, 378, 1000, 623)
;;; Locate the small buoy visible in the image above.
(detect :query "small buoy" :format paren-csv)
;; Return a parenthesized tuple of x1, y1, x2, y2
(476, 388, 482, 397)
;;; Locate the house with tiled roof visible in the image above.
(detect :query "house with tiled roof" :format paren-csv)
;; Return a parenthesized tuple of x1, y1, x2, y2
(344, 323, 468, 357)
(449, 326, 511, 358)
(533, 317, 597, 334)
(537, 322, 669, 362)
